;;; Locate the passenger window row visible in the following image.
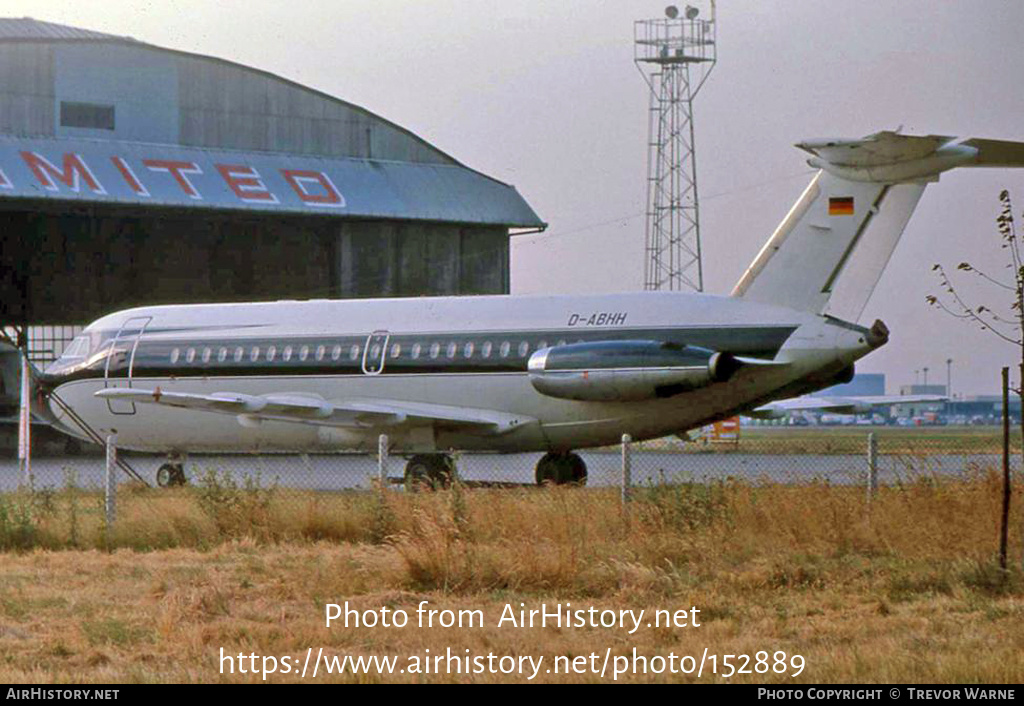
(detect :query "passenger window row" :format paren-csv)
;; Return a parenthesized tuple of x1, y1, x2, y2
(167, 337, 575, 365)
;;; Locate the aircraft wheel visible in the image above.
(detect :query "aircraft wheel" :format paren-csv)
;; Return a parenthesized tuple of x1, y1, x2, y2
(156, 463, 176, 488)
(535, 452, 587, 486)
(157, 463, 187, 488)
(404, 454, 455, 490)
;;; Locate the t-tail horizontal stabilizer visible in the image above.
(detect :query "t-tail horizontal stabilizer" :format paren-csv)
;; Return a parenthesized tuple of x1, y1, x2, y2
(732, 131, 1024, 321)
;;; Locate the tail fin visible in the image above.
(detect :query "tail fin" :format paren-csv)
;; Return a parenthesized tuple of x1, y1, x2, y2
(731, 131, 1024, 320)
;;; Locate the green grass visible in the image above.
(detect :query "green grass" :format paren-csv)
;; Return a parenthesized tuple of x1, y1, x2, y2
(628, 425, 1021, 455)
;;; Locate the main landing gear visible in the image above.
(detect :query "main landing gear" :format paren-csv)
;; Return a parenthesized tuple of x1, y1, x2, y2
(156, 457, 188, 488)
(404, 454, 456, 490)
(535, 452, 587, 486)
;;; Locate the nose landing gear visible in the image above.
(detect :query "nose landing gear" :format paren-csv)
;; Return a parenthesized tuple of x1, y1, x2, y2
(156, 455, 188, 488)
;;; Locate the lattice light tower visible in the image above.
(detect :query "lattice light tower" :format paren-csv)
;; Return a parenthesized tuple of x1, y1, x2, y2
(635, 4, 717, 291)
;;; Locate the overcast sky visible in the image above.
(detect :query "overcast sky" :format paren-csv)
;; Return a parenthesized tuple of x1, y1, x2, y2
(9, 0, 1024, 395)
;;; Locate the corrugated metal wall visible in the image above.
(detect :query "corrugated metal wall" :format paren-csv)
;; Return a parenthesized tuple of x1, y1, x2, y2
(0, 43, 54, 136)
(0, 39, 456, 164)
(176, 55, 451, 163)
(55, 43, 179, 143)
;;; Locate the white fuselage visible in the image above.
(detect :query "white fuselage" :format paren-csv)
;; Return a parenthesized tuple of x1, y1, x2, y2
(42, 291, 878, 454)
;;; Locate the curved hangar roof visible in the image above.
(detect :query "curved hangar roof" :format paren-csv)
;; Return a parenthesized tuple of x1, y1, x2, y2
(0, 18, 543, 227)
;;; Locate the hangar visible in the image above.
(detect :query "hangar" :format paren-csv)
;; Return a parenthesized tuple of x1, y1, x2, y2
(0, 18, 543, 428)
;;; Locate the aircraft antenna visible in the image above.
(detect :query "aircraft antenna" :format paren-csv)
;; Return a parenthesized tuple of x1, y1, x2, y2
(635, 3, 717, 291)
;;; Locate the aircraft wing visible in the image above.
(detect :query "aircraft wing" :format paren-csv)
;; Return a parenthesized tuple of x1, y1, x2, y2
(750, 394, 946, 418)
(94, 388, 531, 434)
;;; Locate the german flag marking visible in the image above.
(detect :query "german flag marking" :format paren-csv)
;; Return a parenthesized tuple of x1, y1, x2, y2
(829, 196, 855, 216)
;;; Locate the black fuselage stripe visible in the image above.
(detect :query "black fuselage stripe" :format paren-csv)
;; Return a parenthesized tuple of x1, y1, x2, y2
(47, 326, 798, 384)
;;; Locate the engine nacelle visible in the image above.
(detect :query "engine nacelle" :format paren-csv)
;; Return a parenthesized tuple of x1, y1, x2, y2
(528, 340, 740, 402)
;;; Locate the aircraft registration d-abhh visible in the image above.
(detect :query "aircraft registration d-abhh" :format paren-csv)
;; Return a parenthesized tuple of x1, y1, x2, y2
(33, 131, 1024, 486)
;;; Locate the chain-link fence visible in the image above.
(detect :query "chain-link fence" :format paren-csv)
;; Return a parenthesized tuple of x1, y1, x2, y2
(1, 425, 1021, 559)
(7, 425, 1020, 491)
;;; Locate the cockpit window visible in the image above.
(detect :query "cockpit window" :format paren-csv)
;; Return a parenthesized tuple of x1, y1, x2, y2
(46, 332, 103, 372)
(60, 335, 90, 361)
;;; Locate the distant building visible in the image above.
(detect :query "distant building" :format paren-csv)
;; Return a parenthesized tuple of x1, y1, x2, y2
(893, 384, 947, 418)
(946, 395, 1021, 421)
(899, 384, 947, 396)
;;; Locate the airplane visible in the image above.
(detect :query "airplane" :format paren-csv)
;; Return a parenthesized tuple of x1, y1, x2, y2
(31, 130, 1024, 487)
(748, 394, 947, 420)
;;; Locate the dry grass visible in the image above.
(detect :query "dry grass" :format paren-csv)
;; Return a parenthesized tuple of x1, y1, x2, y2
(0, 473, 1023, 683)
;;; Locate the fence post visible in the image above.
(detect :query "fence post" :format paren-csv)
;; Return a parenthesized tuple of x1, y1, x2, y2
(1000, 367, 1010, 573)
(378, 433, 389, 491)
(621, 433, 632, 506)
(866, 432, 878, 507)
(18, 351, 31, 487)
(105, 434, 117, 542)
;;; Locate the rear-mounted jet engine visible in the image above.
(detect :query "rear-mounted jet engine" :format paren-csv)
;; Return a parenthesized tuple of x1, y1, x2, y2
(527, 340, 740, 402)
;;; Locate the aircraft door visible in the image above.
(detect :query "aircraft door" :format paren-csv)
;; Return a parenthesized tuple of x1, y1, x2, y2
(361, 331, 390, 375)
(103, 316, 152, 415)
